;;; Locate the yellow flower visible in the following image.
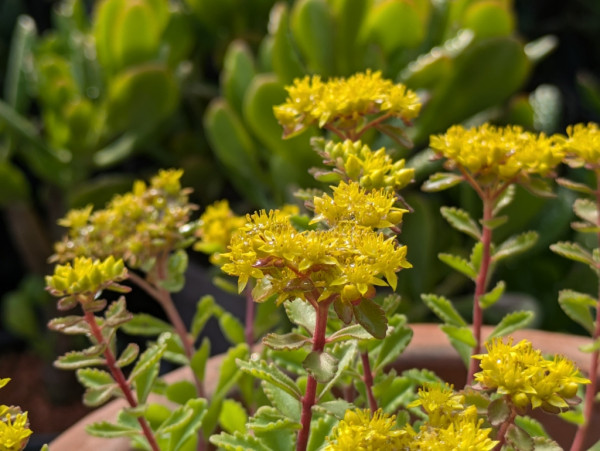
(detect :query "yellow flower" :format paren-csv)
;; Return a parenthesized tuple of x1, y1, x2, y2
(325, 408, 408, 450)
(274, 71, 421, 137)
(45, 256, 128, 299)
(312, 181, 408, 229)
(563, 122, 600, 168)
(407, 383, 466, 427)
(430, 124, 564, 184)
(0, 380, 32, 451)
(473, 338, 590, 411)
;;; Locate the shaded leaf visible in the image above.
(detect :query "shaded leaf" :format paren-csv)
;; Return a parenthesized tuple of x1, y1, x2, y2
(327, 324, 373, 343)
(237, 358, 301, 399)
(506, 423, 534, 449)
(488, 398, 510, 426)
(263, 332, 310, 350)
(116, 343, 139, 367)
(440, 325, 475, 367)
(210, 431, 270, 451)
(573, 198, 598, 224)
(190, 338, 210, 382)
(120, 313, 173, 336)
(191, 295, 216, 339)
(352, 298, 387, 339)
(55, 350, 105, 370)
(247, 406, 301, 432)
(373, 318, 413, 372)
(487, 311, 534, 340)
(219, 312, 245, 345)
(284, 298, 316, 334)
(558, 289, 596, 335)
(421, 172, 463, 192)
(556, 177, 594, 195)
(479, 281, 506, 309)
(493, 184, 516, 215)
(438, 253, 476, 279)
(493, 231, 538, 262)
(420, 294, 467, 327)
(318, 342, 358, 401)
(303, 351, 339, 383)
(261, 380, 302, 422)
(440, 206, 481, 240)
(86, 421, 140, 438)
(550, 241, 595, 266)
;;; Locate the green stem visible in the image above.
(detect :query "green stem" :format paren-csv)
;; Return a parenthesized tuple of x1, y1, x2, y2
(467, 196, 494, 385)
(297, 299, 331, 451)
(360, 351, 378, 413)
(244, 284, 255, 347)
(83, 311, 160, 451)
(570, 171, 600, 451)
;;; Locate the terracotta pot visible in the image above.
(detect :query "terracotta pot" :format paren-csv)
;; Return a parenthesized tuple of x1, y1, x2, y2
(50, 324, 599, 450)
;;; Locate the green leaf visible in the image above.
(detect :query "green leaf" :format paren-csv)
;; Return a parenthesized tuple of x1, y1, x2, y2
(4, 15, 36, 113)
(493, 184, 516, 215)
(303, 350, 339, 383)
(0, 163, 30, 205)
(270, 4, 305, 84)
(219, 312, 246, 345)
(556, 177, 594, 195)
(191, 295, 216, 339)
(128, 342, 167, 381)
(76, 368, 113, 388)
(333, 298, 353, 324)
(263, 332, 310, 350)
(247, 406, 301, 432)
(514, 416, 549, 438)
(159, 249, 188, 293)
(363, 0, 425, 52)
(352, 298, 387, 339)
(116, 343, 140, 367)
(487, 311, 534, 340)
(82, 384, 118, 407)
(420, 294, 467, 327)
(120, 313, 173, 336)
(47, 316, 90, 335)
(210, 431, 271, 451)
(440, 206, 481, 240)
(261, 380, 302, 422)
(314, 400, 355, 420)
(55, 350, 105, 370)
(129, 342, 166, 404)
(169, 399, 207, 451)
(558, 289, 597, 335)
(421, 172, 463, 192)
(579, 337, 600, 353)
(550, 241, 595, 266)
(327, 324, 373, 343)
(373, 318, 413, 372)
(190, 338, 210, 382)
(86, 420, 140, 438)
(438, 253, 477, 279)
(573, 198, 598, 224)
(493, 231, 538, 262)
(318, 342, 357, 401)
(214, 343, 249, 398)
(237, 358, 301, 399)
(571, 222, 600, 233)
(166, 380, 197, 405)
(520, 176, 556, 198)
(506, 424, 534, 449)
(284, 298, 316, 334)
(218, 399, 248, 435)
(480, 215, 508, 230)
(440, 325, 475, 367)
(306, 414, 337, 451)
(479, 281, 506, 309)
(222, 40, 256, 115)
(487, 398, 510, 426)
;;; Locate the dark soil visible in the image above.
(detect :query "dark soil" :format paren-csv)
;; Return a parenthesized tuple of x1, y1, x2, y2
(0, 351, 92, 449)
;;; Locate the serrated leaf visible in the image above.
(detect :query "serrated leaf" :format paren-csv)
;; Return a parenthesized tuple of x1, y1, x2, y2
(421, 172, 463, 192)
(480, 215, 508, 229)
(47, 316, 90, 335)
(86, 420, 140, 438)
(209, 431, 271, 451)
(247, 406, 300, 432)
(550, 241, 595, 266)
(352, 298, 387, 339)
(104, 297, 132, 327)
(261, 380, 302, 422)
(556, 177, 594, 194)
(191, 295, 216, 339)
(493, 231, 538, 262)
(488, 398, 510, 426)
(571, 221, 600, 233)
(440, 325, 475, 367)
(303, 351, 339, 383)
(83, 384, 118, 407)
(573, 198, 598, 224)
(327, 324, 373, 344)
(558, 289, 596, 335)
(373, 320, 413, 372)
(120, 313, 173, 336)
(438, 253, 477, 279)
(76, 368, 114, 389)
(531, 437, 563, 450)
(479, 281, 506, 309)
(157, 404, 194, 435)
(169, 399, 207, 451)
(306, 413, 337, 451)
(420, 294, 467, 327)
(284, 298, 315, 334)
(521, 177, 556, 198)
(116, 343, 139, 367)
(333, 298, 353, 324)
(219, 312, 246, 345)
(440, 206, 481, 240)
(493, 184, 516, 215)
(318, 342, 358, 401)
(514, 415, 549, 438)
(263, 332, 310, 350)
(55, 350, 105, 370)
(487, 311, 534, 340)
(128, 342, 167, 381)
(470, 242, 483, 273)
(313, 399, 355, 420)
(506, 423, 534, 449)
(237, 358, 301, 399)
(190, 338, 210, 382)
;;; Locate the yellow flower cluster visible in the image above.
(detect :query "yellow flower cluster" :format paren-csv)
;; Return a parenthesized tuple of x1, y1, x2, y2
(45, 256, 128, 299)
(319, 140, 415, 192)
(312, 182, 407, 229)
(324, 408, 407, 450)
(52, 169, 197, 270)
(406, 383, 498, 450)
(0, 379, 32, 451)
(430, 124, 564, 184)
(273, 71, 421, 137)
(222, 182, 410, 303)
(473, 338, 590, 412)
(563, 122, 600, 168)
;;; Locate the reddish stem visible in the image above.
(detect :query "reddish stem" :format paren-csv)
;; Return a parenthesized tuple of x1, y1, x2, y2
(297, 299, 331, 451)
(466, 196, 494, 385)
(493, 405, 517, 450)
(570, 171, 600, 451)
(360, 351, 378, 413)
(83, 311, 160, 451)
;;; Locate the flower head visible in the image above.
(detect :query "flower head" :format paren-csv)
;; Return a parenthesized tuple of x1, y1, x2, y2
(408, 383, 466, 427)
(0, 379, 32, 451)
(325, 408, 408, 450)
(430, 124, 564, 185)
(274, 71, 421, 137)
(563, 122, 600, 169)
(473, 338, 590, 411)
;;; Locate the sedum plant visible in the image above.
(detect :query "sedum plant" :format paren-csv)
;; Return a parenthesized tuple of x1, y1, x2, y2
(38, 73, 596, 451)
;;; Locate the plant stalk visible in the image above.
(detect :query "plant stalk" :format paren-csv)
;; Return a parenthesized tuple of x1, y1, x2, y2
(360, 351, 378, 413)
(467, 196, 494, 385)
(245, 284, 255, 347)
(570, 171, 600, 451)
(297, 299, 330, 451)
(83, 311, 160, 451)
(493, 405, 517, 450)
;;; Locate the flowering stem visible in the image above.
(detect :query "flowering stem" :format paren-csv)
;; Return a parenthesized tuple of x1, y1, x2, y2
(493, 405, 517, 450)
(360, 351, 378, 413)
(467, 196, 494, 385)
(570, 171, 600, 451)
(83, 311, 160, 451)
(244, 284, 255, 347)
(297, 299, 331, 451)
